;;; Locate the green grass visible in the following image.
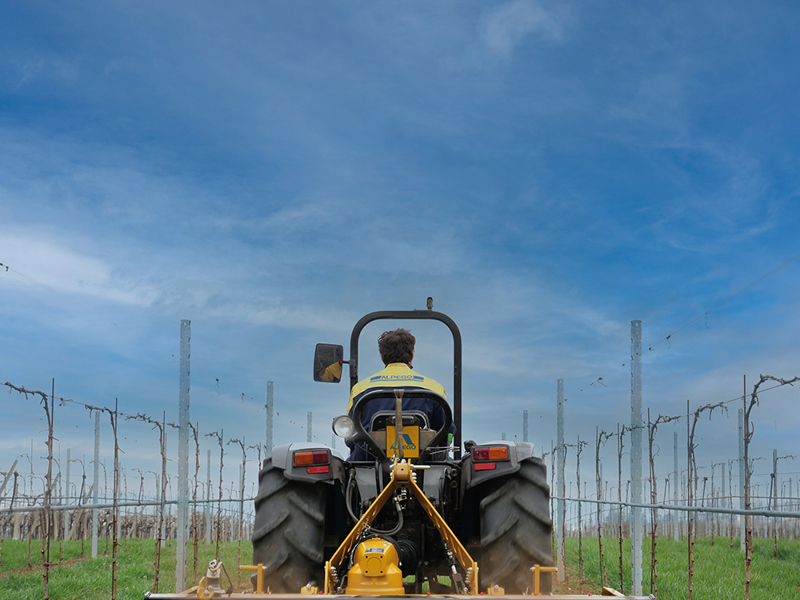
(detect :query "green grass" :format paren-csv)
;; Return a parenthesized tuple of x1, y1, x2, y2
(0, 538, 252, 600)
(562, 536, 800, 599)
(2, 536, 800, 599)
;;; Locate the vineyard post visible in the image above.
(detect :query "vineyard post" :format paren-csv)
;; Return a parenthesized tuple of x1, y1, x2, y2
(91, 412, 100, 559)
(176, 319, 191, 593)
(630, 319, 643, 597)
(556, 378, 565, 582)
(265, 382, 274, 459)
(523, 410, 528, 442)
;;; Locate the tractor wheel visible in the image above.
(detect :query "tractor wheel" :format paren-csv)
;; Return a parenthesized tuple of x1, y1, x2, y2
(478, 457, 553, 594)
(252, 458, 326, 592)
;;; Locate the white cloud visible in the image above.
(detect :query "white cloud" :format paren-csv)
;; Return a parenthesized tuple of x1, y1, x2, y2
(483, 0, 562, 56)
(0, 233, 156, 306)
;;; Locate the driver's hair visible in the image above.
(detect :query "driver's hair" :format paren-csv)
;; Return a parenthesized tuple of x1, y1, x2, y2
(378, 328, 415, 365)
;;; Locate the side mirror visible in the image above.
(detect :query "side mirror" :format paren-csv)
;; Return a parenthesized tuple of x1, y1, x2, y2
(313, 343, 344, 383)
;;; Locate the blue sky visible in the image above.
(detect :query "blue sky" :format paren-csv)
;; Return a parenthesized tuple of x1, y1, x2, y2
(2, 1, 799, 498)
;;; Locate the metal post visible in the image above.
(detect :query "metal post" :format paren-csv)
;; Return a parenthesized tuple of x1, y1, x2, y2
(91, 412, 100, 558)
(176, 319, 191, 592)
(265, 382, 274, 458)
(307, 412, 312, 443)
(739, 405, 746, 552)
(64, 448, 71, 541)
(674, 431, 679, 541)
(523, 410, 529, 443)
(556, 379, 565, 582)
(630, 320, 643, 595)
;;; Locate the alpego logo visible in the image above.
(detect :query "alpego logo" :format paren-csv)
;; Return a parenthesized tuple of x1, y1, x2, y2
(370, 374, 425, 383)
(390, 433, 417, 451)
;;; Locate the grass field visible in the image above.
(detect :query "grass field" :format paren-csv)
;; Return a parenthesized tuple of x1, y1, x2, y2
(1, 536, 799, 599)
(563, 535, 800, 599)
(0, 538, 252, 600)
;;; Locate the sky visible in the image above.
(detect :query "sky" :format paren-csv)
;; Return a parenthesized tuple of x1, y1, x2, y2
(2, 0, 800, 502)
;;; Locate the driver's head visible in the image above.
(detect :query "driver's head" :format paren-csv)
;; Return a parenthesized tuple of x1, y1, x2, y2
(378, 328, 415, 365)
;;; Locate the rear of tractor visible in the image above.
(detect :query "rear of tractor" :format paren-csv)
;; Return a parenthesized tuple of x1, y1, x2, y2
(251, 306, 553, 595)
(144, 303, 647, 599)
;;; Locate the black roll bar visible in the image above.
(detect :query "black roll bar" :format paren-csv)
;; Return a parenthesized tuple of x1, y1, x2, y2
(349, 309, 463, 459)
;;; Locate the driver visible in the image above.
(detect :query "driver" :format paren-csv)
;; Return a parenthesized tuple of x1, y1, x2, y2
(347, 328, 456, 460)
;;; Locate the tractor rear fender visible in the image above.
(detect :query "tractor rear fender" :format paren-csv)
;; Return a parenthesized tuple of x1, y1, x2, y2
(461, 440, 537, 491)
(270, 442, 347, 484)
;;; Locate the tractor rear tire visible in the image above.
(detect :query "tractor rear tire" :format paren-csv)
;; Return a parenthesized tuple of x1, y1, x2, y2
(252, 458, 326, 592)
(478, 457, 553, 594)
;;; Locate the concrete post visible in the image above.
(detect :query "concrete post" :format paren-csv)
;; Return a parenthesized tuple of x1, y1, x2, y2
(523, 410, 529, 442)
(630, 320, 643, 595)
(556, 379, 565, 582)
(176, 320, 191, 592)
(91, 412, 100, 558)
(307, 412, 313, 443)
(266, 382, 274, 459)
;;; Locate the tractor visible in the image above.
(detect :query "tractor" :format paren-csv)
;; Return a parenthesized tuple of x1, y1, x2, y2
(146, 303, 643, 599)
(251, 304, 553, 596)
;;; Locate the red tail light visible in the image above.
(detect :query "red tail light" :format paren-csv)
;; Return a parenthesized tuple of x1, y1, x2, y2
(473, 446, 509, 462)
(294, 450, 330, 466)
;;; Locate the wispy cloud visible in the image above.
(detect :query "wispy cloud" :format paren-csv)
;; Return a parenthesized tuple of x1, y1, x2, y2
(482, 0, 563, 56)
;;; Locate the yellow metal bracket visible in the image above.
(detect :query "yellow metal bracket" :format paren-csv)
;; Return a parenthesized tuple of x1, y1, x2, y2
(324, 459, 479, 595)
(530, 565, 558, 596)
(239, 564, 265, 594)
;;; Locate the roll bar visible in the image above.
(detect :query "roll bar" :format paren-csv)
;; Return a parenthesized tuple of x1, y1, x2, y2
(349, 308, 463, 459)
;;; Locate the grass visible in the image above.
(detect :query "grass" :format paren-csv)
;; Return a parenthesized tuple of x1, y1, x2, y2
(562, 535, 800, 599)
(0, 538, 252, 600)
(2, 535, 799, 599)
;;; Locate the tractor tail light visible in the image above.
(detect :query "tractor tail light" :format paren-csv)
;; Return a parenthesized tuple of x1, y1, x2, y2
(294, 450, 330, 466)
(473, 446, 509, 462)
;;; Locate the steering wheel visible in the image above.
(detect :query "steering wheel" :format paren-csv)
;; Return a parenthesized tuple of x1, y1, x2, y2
(350, 388, 453, 463)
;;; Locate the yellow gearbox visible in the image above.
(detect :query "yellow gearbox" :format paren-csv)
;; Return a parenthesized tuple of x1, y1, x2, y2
(345, 536, 404, 595)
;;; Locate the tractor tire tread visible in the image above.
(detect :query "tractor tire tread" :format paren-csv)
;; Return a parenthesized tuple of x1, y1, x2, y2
(252, 458, 326, 592)
(478, 458, 553, 595)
